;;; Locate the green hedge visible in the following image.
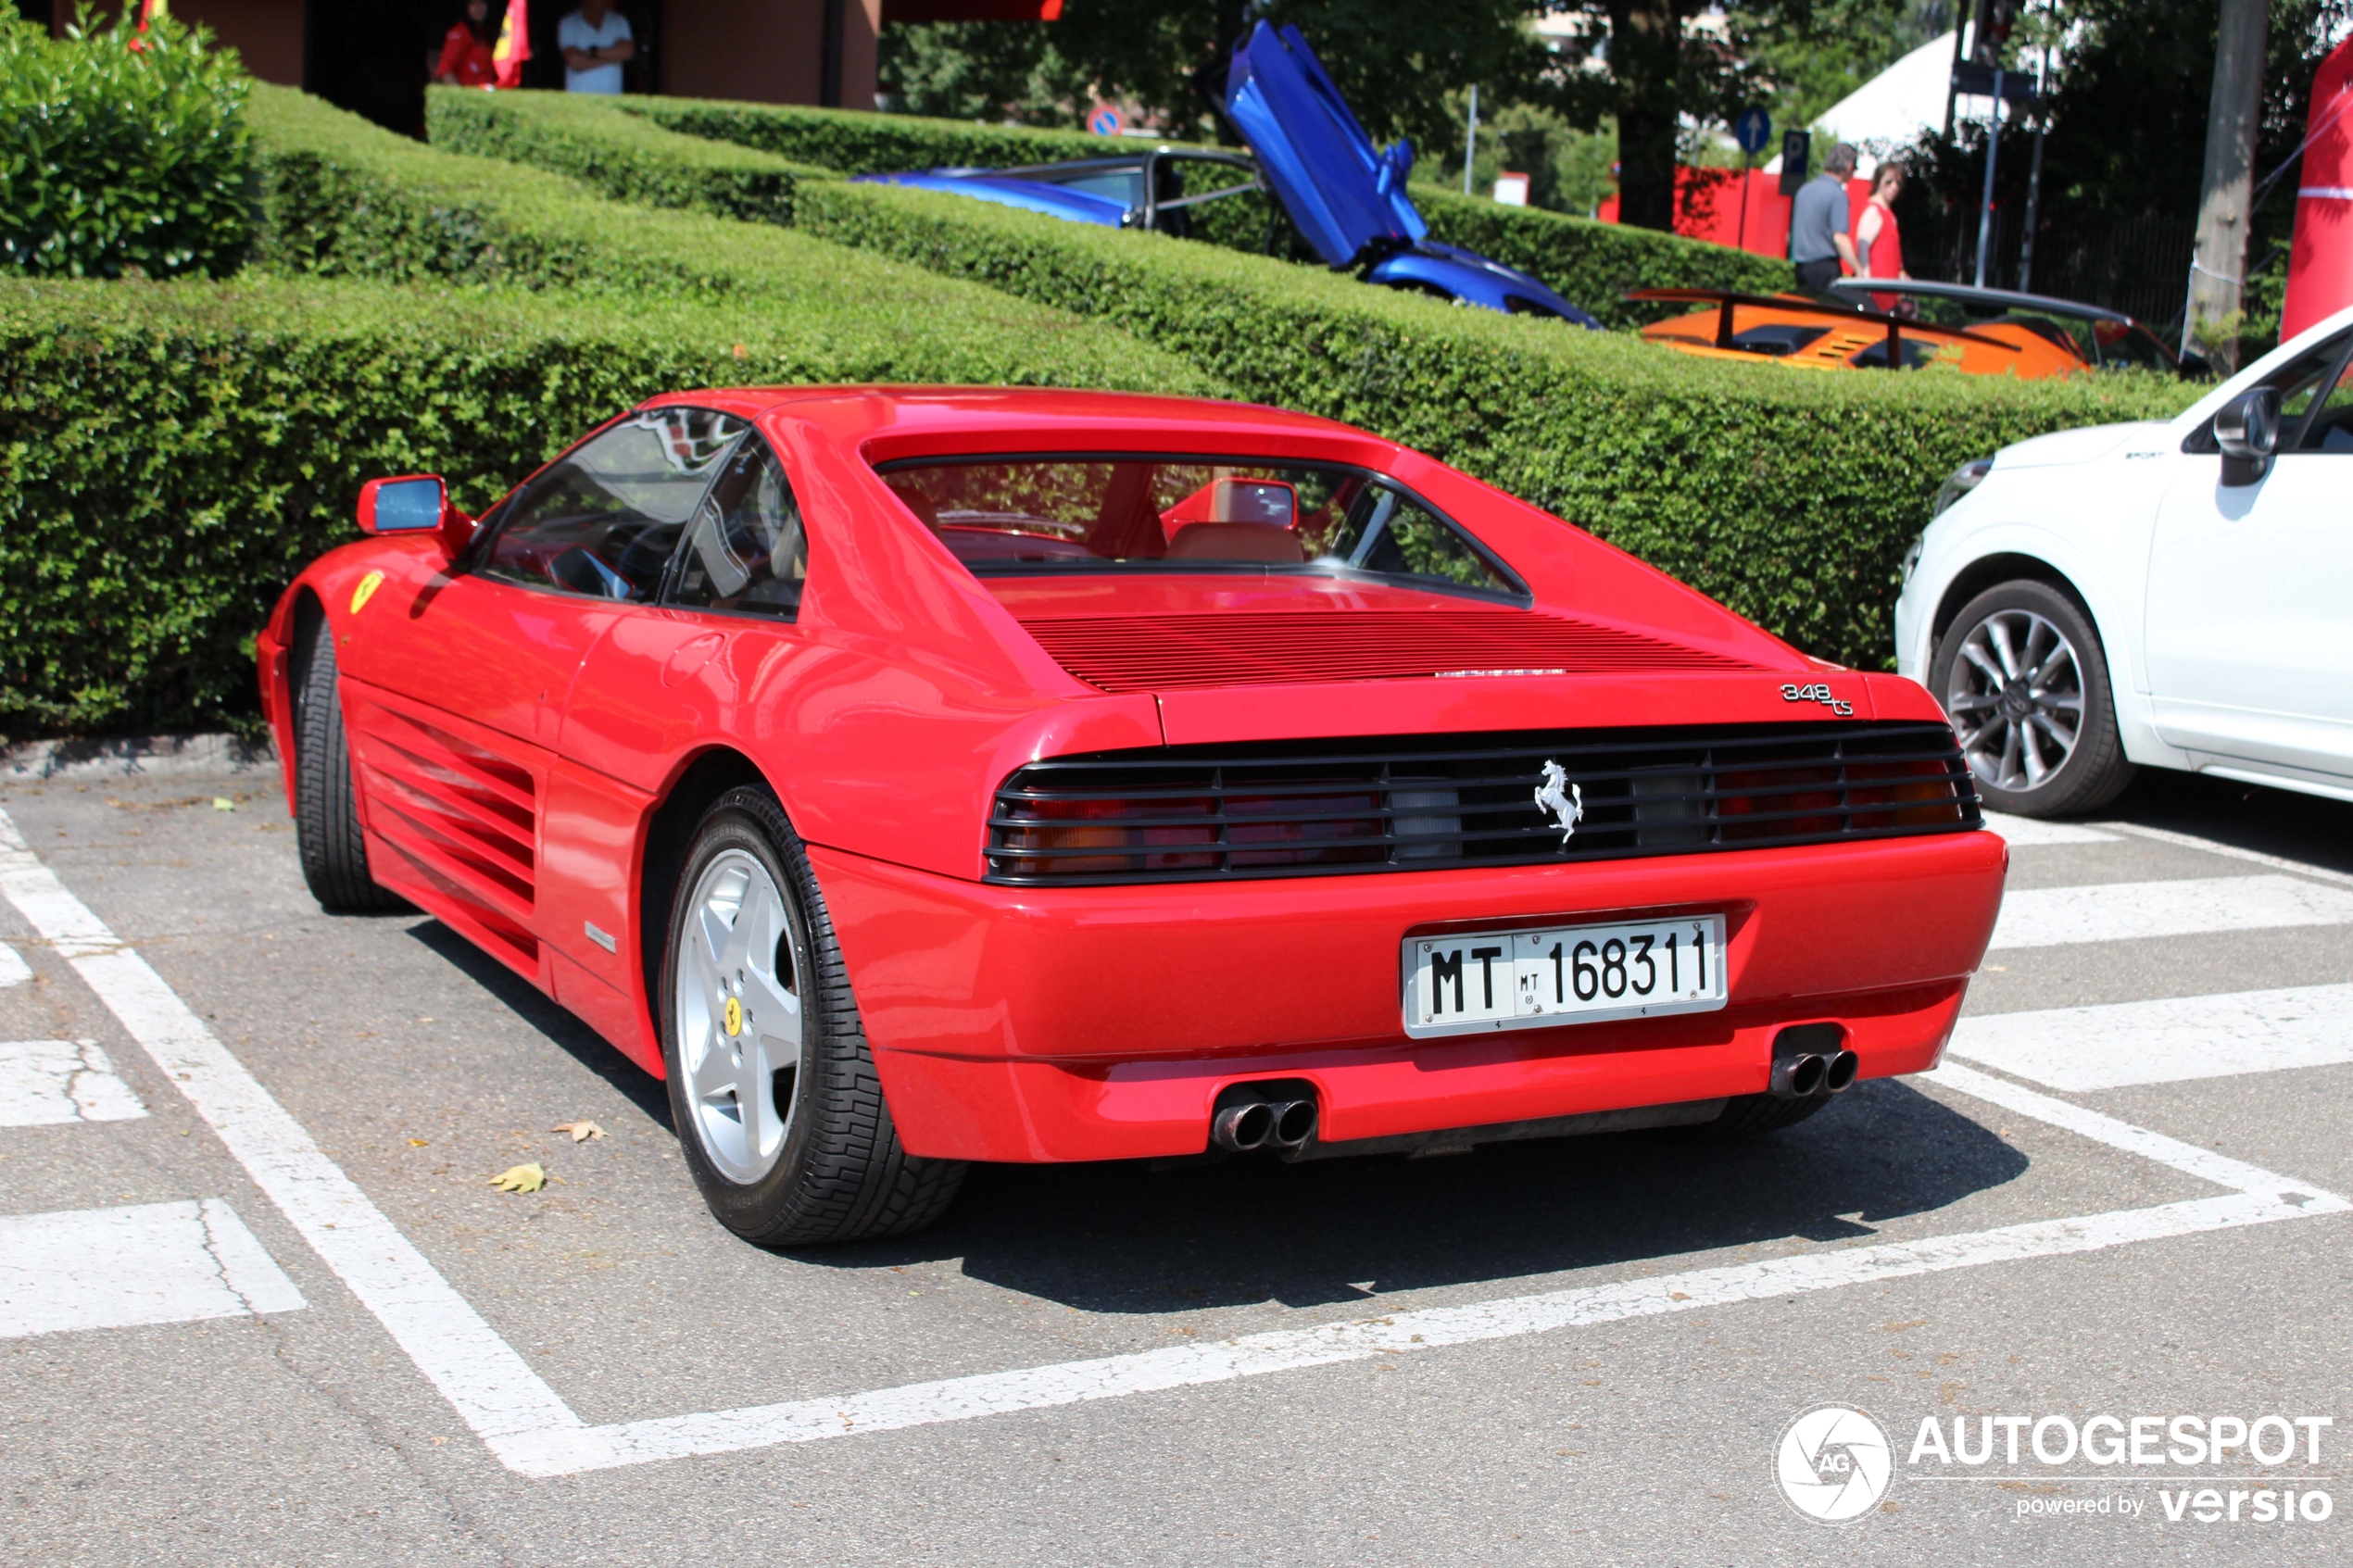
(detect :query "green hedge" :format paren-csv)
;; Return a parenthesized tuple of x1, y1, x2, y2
(0, 93, 1210, 737)
(0, 271, 1207, 737)
(782, 177, 2197, 669)
(425, 87, 822, 225)
(246, 85, 1202, 391)
(623, 94, 1782, 325)
(1, 14, 253, 280)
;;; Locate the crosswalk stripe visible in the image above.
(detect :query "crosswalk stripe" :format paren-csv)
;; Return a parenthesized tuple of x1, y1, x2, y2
(1988, 874, 2353, 950)
(0, 1199, 304, 1339)
(0, 942, 27, 988)
(1950, 984, 2353, 1092)
(0, 1039, 147, 1126)
(1980, 811, 2117, 847)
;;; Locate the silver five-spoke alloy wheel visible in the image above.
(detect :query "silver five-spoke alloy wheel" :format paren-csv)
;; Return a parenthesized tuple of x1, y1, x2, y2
(675, 847, 801, 1185)
(1943, 607, 2085, 794)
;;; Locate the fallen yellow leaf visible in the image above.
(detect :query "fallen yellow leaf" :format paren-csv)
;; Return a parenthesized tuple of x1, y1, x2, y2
(211, 797, 236, 811)
(409, 1137, 429, 1148)
(489, 1162, 546, 1193)
(552, 1120, 606, 1143)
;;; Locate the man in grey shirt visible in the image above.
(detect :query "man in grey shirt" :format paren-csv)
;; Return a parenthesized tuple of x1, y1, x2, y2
(1790, 143, 1861, 292)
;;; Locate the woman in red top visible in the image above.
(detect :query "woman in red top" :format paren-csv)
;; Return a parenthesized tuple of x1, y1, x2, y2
(434, 0, 501, 88)
(1854, 164, 1910, 315)
(1854, 161, 1911, 314)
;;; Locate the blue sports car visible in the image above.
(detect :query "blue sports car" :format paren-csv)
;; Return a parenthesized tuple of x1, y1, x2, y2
(860, 23, 1600, 326)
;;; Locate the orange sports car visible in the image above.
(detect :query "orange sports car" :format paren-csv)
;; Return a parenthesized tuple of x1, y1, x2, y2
(1631, 278, 2196, 380)
(1629, 288, 2081, 377)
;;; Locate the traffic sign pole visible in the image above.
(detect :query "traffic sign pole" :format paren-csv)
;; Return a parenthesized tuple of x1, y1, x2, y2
(1732, 109, 1771, 256)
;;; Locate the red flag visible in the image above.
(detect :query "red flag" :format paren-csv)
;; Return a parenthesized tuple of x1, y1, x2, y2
(492, 0, 529, 89)
(128, 0, 166, 50)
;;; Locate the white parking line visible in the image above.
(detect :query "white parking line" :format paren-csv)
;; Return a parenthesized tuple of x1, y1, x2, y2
(0, 1199, 304, 1339)
(0, 942, 28, 987)
(3, 807, 2345, 1479)
(1980, 812, 2117, 847)
(1989, 874, 2353, 950)
(0, 809, 584, 1443)
(0, 1039, 147, 1126)
(1951, 984, 2353, 1092)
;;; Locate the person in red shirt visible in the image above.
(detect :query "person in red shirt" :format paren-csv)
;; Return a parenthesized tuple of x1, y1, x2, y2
(434, 0, 502, 88)
(1854, 161, 1912, 315)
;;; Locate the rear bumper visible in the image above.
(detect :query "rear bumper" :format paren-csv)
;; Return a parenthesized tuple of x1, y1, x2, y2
(812, 832, 2007, 1162)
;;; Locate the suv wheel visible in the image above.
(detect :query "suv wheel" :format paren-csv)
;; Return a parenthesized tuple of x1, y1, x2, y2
(1931, 579, 2134, 818)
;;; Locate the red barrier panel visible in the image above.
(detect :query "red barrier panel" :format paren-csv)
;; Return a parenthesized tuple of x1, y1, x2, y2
(1597, 169, 1869, 263)
(2283, 36, 2353, 340)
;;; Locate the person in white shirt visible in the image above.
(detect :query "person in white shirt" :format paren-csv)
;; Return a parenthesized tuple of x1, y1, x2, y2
(558, 0, 634, 94)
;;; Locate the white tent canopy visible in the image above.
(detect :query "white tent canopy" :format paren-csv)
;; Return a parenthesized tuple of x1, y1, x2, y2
(1758, 27, 2045, 179)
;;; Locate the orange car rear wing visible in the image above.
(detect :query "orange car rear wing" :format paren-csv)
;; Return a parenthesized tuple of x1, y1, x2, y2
(1622, 288, 2020, 361)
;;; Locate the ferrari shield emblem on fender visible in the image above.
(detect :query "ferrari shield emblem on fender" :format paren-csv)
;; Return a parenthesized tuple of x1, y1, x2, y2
(1534, 760, 1583, 845)
(349, 571, 384, 615)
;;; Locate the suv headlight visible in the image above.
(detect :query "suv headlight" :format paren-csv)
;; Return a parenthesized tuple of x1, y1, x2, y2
(1931, 456, 1994, 520)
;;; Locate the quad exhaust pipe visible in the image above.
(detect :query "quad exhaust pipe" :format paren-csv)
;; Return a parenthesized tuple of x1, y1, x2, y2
(1768, 1024, 1860, 1100)
(1210, 1085, 1319, 1154)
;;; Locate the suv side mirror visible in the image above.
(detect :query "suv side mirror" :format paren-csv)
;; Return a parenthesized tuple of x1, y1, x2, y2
(357, 474, 473, 558)
(2213, 387, 2281, 486)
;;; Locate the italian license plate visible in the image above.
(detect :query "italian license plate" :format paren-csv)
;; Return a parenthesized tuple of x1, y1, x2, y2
(1402, 914, 1729, 1038)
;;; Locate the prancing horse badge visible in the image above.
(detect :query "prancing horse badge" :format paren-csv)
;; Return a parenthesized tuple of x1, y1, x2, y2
(1534, 760, 1583, 845)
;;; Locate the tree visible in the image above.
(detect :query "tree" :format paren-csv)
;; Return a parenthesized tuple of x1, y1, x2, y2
(2190, 0, 2268, 370)
(882, 0, 1554, 155)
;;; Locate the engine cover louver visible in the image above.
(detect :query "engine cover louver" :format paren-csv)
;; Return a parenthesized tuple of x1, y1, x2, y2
(1018, 610, 1753, 693)
(987, 721, 1980, 885)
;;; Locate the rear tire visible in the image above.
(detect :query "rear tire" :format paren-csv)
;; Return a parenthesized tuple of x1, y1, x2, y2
(660, 786, 966, 1247)
(291, 620, 404, 914)
(1703, 1092, 1831, 1138)
(1931, 579, 2134, 819)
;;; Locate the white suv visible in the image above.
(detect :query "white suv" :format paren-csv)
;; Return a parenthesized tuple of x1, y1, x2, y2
(1894, 305, 2353, 818)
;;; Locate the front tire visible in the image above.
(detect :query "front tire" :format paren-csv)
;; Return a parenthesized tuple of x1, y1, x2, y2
(660, 786, 965, 1247)
(291, 621, 405, 914)
(1930, 579, 2134, 818)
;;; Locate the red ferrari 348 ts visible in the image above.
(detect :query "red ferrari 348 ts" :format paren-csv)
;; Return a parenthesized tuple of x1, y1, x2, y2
(258, 389, 2007, 1246)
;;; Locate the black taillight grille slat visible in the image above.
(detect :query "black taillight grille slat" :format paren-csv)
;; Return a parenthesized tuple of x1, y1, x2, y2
(984, 721, 1980, 884)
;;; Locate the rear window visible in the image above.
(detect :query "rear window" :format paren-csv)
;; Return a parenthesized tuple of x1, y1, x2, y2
(874, 457, 1519, 596)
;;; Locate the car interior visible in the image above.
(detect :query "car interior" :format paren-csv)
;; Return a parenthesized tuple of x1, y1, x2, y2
(877, 457, 1513, 592)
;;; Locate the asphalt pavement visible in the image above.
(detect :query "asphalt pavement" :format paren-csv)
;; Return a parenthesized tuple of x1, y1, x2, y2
(1, 763, 2347, 1566)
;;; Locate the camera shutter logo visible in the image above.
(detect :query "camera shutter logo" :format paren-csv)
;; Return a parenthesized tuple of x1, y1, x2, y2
(1776, 1405, 1894, 1524)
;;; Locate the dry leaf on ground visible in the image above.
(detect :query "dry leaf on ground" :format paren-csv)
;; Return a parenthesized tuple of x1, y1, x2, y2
(211, 797, 236, 811)
(489, 1162, 546, 1193)
(552, 1120, 606, 1143)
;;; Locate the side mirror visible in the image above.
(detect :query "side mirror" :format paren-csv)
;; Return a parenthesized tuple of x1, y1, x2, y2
(2213, 387, 2280, 486)
(357, 473, 473, 558)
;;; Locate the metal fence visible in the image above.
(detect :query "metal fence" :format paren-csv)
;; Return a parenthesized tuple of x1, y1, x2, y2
(1913, 207, 2196, 330)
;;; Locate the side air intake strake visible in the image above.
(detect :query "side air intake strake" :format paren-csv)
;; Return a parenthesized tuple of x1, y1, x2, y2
(1018, 610, 1753, 693)
(986, 721, 1978, 884)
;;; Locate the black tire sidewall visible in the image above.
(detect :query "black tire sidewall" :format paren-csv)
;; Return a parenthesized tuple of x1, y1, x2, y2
(659, 791, 827, 1235)
(1931, 578, 2131, 817)
(291, 620, 403, 913)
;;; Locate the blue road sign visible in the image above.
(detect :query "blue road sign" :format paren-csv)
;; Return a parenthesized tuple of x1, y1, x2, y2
(1734, 107, 1772, 156)
(1089, 105, 1126, 137)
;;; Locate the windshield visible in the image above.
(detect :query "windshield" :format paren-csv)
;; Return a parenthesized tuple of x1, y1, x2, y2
(875, 457, 1519, 596)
